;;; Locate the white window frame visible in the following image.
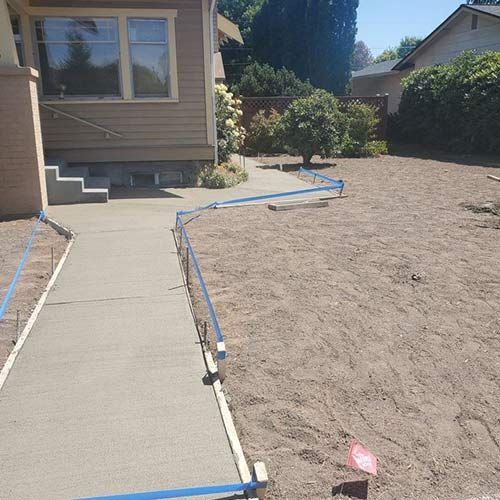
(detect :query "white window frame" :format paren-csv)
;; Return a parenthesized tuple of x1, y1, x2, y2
(29, 7, 178, 104)
(33, 15, 123, 100)
(127, 17, 171, 99)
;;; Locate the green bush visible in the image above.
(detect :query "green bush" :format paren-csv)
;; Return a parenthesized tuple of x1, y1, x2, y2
(365, 140, 388, 156)
(395, 51, 500, 153)
(215, 83, 245, 163)
(198, 162, 248, 189)
(278, 90, 346, 165)
(233, 62, 315, 97)
(246, 109, 283, 153)
(342, 103, 380, 157)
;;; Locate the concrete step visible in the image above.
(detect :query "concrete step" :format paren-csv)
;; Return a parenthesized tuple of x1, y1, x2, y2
(60, 166, 90, 178)
(45, 166, 108, 204)
(84, 176, 111, 189)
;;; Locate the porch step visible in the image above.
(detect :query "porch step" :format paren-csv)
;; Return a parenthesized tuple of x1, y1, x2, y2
(45, 165, 109, 204)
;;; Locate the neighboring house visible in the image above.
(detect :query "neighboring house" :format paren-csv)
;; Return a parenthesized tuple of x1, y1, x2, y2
(0, 0, 241, 215)
(352, 4, 500, 114)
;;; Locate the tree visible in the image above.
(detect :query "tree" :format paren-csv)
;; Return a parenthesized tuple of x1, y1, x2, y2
(278, 90, 346, 165)
(218, 0, 266, 39)
(217, 0, 266, 85)
(233, 62, 315, 96)
(352, 41, 373, 71)
(374, 35, 423, 63)
(252, 0, 359, 94)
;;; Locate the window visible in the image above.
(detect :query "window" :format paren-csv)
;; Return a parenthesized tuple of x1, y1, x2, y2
(10, 16, 24, 66)
(35, 17, 121, 97)
(128, 18, 169, 97)
(471, 14, 478, 30)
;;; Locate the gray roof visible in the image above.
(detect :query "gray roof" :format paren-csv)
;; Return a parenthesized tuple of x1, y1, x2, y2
(466, 5, 500, 17)
(352, 58, 401, 78)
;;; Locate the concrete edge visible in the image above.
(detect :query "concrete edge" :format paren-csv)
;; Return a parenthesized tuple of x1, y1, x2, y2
(0, 222, 75, 393)
(44, 215, 75, 240)
(172, 228, 259, 500)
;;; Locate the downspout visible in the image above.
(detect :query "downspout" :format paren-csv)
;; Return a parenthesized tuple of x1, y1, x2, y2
(209, 0, 218, 165)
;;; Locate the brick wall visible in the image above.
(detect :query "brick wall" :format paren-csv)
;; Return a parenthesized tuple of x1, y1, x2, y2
(0, 67, 47, 218)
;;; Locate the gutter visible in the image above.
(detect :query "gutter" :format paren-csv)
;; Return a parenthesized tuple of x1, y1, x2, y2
(352, 70, 401, 80)
(209, 0, 218, 165)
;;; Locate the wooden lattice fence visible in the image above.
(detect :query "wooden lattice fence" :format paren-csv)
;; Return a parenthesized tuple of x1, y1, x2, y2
(241, 95, 389, 139)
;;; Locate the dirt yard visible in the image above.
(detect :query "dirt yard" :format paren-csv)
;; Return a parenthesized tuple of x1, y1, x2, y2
(184, 154, 500, 499)
(0, 218, 68, 369)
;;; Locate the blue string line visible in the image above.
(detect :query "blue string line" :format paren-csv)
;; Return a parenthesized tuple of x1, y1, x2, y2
(177, 215, 225, 348)
(177, 168, 344, 217)
(0, 211, 45, 322)
(78, 480, 261, 500)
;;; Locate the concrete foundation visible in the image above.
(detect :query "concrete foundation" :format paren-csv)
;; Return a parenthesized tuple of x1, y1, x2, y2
(78, 160, 208, 187)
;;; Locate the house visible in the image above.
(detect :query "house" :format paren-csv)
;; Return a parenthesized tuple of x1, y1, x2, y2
(352, 4, 500, 114)
(0, 0, 241, 215)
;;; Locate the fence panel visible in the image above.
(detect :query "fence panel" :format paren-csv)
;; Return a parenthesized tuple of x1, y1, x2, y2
(241, 95, 389, 139)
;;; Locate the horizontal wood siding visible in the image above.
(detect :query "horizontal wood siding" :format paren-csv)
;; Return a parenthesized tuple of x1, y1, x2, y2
(415, 11, 500, 68)
(30, 0, 213, 163)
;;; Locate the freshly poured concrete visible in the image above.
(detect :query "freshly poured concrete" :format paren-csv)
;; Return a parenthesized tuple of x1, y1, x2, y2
(0, 162, 309, 499)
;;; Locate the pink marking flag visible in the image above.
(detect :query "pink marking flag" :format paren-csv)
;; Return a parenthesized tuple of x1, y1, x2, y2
(346, 439, 378, 475)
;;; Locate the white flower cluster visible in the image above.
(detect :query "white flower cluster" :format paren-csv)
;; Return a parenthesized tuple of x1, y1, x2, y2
(215, 83, 246, 163)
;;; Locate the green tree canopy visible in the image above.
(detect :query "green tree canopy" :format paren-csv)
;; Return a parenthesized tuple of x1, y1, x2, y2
(352, 41, 373, 71)
(218, 0, 265, 39)
(233, 61, 314, 96)
(374, 35, 423, 63)
(252, 0, 359, 94)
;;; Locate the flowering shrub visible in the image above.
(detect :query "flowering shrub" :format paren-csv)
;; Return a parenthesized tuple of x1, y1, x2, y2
(246, 109, 284, 154)
(198, 162, 248, 189)
(215, 83, 245, 163)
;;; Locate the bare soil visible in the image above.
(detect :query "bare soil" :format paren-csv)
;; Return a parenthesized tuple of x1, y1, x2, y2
(0, 218, 67, 368)
(184, 154, 500, 500)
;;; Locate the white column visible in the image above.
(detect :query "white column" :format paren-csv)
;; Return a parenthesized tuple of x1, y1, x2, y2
(0, 0, 19, 67)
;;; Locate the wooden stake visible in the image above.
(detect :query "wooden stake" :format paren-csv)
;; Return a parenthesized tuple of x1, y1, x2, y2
(487, 174, 500, 182)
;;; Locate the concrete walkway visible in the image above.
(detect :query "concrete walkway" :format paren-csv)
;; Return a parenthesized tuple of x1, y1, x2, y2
(0, 162, 308, 499)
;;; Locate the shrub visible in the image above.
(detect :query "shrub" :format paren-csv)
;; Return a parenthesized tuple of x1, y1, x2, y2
(246, 109, 283, 153)
(278, 90, 345, 165)
(342, 103, 382, 157)
(365, 140, 388, 156)
(395, 51, 500, 153)
(233, 62, 315, 97)
(198, 162, 248, 189)
(215, 83, 245, 163)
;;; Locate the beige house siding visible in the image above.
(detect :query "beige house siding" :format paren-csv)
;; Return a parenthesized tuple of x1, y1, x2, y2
(352, 70, 410, 115)
(24, 0, 214, 164)
(414, 11, 500, 69)
(352, 9, 500, 114)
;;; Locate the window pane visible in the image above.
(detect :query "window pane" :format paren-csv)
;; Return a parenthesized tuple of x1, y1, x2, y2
(130, 45, 169, 97)
(35, 18, 117, 42)
(38, 42, 120, 96)
(36, 17, 121, 97)
(128, 19, 166, 43)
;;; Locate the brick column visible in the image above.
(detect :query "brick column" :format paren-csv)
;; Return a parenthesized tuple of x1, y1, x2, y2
(0, 67, 48, 217)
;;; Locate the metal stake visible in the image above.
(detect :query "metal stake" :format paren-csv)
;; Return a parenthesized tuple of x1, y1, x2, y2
(203, 321, 208, 349)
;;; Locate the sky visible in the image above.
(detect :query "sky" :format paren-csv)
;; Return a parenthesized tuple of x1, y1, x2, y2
(357, 0, 466, 56)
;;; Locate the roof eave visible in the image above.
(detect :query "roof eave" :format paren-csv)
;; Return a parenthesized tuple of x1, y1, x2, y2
(352, 70, 401, 80)
(393, 5, 464, 71)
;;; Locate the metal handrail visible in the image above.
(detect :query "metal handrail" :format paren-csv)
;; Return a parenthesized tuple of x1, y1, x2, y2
(39, 103, 123, 138)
